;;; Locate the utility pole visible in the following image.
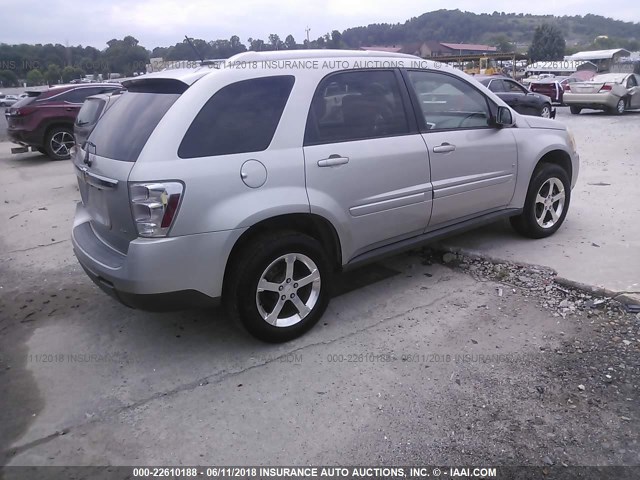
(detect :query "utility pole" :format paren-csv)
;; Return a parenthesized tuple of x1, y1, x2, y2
(305, 26, 311, 47)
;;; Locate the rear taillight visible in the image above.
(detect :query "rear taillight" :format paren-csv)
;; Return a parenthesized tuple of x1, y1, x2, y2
(14, 106, 37, 116)
(599, 84, 612, 92)
(129, 182, 183, 237)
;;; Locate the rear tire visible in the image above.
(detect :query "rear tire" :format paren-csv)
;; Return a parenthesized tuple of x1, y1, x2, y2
(224, 231, 332, 343)
(569, 106, 581, 115)
(510, 163, 571, 239)
(44, 126, 74, 161)
(611, 98, 625, 115)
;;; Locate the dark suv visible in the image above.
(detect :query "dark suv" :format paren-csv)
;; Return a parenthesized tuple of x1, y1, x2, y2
(5, 83, 122, 160)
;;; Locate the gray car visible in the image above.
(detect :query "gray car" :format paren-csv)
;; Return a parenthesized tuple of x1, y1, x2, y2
(564, 73, 640, 114)
(72, 50, 579, 342)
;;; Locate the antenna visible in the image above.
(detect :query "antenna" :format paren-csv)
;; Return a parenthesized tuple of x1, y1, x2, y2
(184, 35, 204, 63)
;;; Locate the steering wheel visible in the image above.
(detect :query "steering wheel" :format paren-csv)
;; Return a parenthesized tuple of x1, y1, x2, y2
(459, 112, 486, 128)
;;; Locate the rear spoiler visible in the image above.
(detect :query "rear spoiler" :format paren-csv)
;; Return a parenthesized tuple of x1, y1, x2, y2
(121, 78, 190, 94)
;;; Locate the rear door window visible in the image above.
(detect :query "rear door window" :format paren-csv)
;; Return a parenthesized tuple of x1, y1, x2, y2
(304, 70, 409, 145)
(76, 98, 105, 127)
(487, 80, 505, 93)
(61, 87, 119, 104)
(178, 76, 295, 158)
(88, 82, 185, 162)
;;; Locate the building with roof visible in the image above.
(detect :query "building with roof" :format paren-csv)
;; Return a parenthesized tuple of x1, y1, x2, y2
(360, 42, 497, 58)
(564, 49, 631, 72)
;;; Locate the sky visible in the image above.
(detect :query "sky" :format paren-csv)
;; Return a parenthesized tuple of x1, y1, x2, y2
(1, 0, 639, 49)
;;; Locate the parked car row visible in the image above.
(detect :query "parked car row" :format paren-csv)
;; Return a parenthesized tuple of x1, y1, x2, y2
(5, 83, 122, 159)
(0, 92, 28, 107)
(68, 50, 579, 342)
(475, 75, 555, 118)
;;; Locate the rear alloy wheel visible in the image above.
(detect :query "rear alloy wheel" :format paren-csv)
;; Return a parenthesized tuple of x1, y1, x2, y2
(45, 126, 75, 160)
(539, 103, 552, 118)
(569, 106, 582, 115)
(613, 98, 625, 115)
(510, 163, 571, 239)
(225, 232, 331, 342)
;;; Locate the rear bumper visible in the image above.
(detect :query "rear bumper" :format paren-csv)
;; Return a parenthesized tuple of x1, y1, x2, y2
(72, 202, 245, 310)
(7, 128, 44, 148)
(563, 93, 619, 109)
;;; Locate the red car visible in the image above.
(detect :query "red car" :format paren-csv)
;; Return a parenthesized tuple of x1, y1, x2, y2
(5, 83, 122, 160)
(529, 72, 596, 105)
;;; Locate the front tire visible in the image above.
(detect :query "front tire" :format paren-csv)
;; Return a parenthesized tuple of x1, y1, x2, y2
(569, 106, 581, 115)
(225, 231, 332, 342)
(44, 126, 74, 161)
(510, 163, 571, 239)
(539, 103, 552, 118)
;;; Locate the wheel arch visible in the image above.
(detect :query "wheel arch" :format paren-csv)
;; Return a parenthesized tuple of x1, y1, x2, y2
(222, 213, 343, 296)
(534, 149, 573, 184)
(42, 120, 74, 142)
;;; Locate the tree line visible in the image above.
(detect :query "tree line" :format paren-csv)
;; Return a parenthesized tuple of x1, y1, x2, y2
(1, 9, 638, 87)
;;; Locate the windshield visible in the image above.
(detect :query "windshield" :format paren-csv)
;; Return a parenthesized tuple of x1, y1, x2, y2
(11, 91, 42, 109)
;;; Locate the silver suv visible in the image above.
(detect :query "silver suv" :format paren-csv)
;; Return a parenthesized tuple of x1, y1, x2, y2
(72, 50, 579, 342)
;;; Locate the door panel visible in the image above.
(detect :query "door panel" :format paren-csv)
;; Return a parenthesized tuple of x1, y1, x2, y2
(404, 69, 518, 228)
(422, 129, 518, 227)
(303, 70, 432, 261)
(304, 136, 432, 260)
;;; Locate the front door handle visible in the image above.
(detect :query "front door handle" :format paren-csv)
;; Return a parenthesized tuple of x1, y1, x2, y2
(432, 143, 456, 154)
(318, 154, 349, 167)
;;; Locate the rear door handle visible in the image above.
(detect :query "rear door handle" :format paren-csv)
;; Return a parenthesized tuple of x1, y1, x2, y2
(432, 143, 456, 154)
(318, 155, 349, 167)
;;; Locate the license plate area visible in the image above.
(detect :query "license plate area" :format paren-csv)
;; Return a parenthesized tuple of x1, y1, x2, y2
(86, 185, 111, 228)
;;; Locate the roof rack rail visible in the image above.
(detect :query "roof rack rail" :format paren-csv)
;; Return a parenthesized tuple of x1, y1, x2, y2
(227, 49, 419, 63)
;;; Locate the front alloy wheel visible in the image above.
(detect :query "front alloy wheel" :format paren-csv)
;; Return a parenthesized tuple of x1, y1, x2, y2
(540, 104, 551, 118)
(614, 98, 625, 115)
(510, 163, 571, 239)
(534, 178, 565, 229)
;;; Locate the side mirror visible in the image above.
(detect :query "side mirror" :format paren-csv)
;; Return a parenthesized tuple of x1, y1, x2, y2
(495, 106, 514, 127)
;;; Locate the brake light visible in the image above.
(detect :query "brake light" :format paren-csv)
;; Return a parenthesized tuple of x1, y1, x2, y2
(129, 182, 183, 237)
(599, 84, 612, 92)
(14, 106, 37, 116)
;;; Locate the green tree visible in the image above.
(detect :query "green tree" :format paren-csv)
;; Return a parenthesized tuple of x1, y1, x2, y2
(268, 34, 283, 50)
(491, 35, 514, 53)
(329, 30, 343, 49)
(0, 70, 20, 87)
(284, 35, 297, 50)
(529, 23, 566, 62)
(44, 64, 61, 85)
(61, 66, 84, 83)
(26, 69, 44, 86)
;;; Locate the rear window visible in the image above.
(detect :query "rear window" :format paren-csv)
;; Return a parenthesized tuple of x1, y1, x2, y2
(11, 91, 42, 109)
(76, 98, 105, 127)
(88, 90, 181, 162)
(178, 76, 295, 159)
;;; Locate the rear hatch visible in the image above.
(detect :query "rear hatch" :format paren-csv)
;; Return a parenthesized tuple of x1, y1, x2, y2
(74, 79, 188, 253)
(5, 90, 45, 128)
